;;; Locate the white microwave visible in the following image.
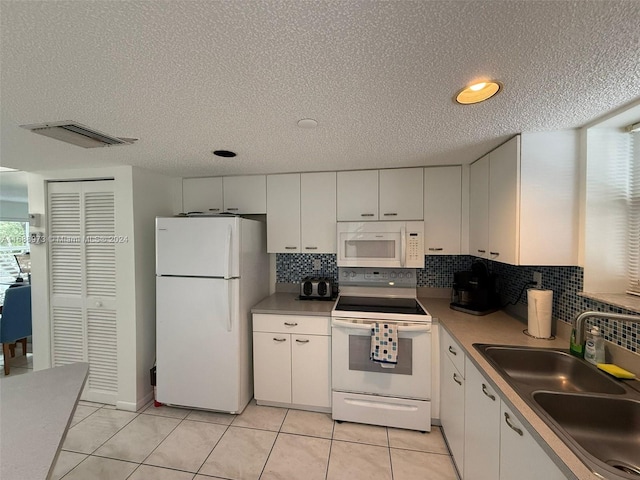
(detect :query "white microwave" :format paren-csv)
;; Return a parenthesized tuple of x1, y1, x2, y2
(336, 221, 424, 268)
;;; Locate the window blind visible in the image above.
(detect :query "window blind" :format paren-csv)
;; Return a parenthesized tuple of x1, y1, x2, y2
(627, 132, 640, 295)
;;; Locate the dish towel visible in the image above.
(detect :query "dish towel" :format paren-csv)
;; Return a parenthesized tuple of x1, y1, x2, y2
(370, 322, 398, 366)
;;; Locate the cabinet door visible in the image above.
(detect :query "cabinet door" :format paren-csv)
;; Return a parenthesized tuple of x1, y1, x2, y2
(379, 168, 424, 220)
(488, 137, 519, 265)
(253, 332, 292, 404)
(336, 170, 379, 221)
(301, 172, 337, 253)
(223, 175, 267, 214)
(291, 334, 331, 408)
(267, 174, 300, 253)
(182, 177, 224, 214)
(424, 166, 461, 254)
(463, 358, 500, 480)
(469, 155, 489, 258)
(500, 402, 567, 480)
(441, 356, 465, 476)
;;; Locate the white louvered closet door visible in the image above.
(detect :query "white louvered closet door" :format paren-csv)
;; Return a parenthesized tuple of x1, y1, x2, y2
(48, 180, 118, 404)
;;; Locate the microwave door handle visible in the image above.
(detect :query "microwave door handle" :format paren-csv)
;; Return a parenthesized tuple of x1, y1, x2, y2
(400, 226, 406, 267)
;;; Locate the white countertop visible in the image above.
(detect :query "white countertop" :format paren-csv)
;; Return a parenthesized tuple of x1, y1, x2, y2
(0, 362, 89, 480)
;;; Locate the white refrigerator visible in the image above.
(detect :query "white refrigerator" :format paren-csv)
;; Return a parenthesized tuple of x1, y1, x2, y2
(155, 216, 269, 413)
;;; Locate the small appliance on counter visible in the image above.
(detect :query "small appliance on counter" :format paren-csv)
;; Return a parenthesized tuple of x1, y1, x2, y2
(299, 276, 336, 300)
(450, 260, 499, 315)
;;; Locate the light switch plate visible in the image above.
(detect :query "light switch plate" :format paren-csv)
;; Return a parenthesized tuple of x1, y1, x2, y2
(313, 259, 322, 270)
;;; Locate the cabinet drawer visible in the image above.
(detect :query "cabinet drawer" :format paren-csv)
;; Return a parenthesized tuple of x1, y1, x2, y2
(253, 314, 330, 335)
(441, 328, 465, 376)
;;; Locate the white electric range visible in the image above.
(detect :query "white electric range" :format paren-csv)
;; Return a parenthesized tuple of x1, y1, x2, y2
(331, 267, 432, 432)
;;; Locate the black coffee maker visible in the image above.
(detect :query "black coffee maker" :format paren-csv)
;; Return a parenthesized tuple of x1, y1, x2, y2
(450, 261, 499, 315)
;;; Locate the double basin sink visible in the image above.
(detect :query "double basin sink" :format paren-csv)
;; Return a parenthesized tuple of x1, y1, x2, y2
(474, 344, 640, 479)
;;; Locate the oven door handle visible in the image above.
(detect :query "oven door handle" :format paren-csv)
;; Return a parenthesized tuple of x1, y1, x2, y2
(331, 319, 431, 333)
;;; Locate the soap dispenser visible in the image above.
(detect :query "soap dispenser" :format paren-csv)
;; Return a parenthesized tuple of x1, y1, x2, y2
(584, 326, 605, 365)
(569, 318, 584, 358)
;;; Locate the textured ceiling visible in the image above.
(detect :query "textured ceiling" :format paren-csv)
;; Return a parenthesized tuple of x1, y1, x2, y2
(1, 0, 639, 178)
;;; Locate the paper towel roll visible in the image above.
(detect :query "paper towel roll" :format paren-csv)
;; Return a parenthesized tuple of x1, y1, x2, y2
(527, 289, 553, 338)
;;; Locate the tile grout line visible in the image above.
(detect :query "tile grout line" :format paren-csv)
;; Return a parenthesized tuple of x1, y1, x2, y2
(256, 406, 289, 479)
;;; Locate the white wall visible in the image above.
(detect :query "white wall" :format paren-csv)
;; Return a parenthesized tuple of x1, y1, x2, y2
(130, 167, 181, 409)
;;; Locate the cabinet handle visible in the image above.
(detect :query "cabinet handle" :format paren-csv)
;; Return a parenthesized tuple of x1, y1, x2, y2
(361, 213, 375, 217)
(305, 246, 318, 250)
(285, 246, 297, 250)
(504, 412, 523, 436)
(295, 339, 310, 344)
(208, 208, 220, 212)
(482, 383, 496, 401)
(383, 213, 398, 216)
(284, 322, 298, 327)
(448, 345, 457, 355)
(428, 247, 444, 251)
(453, 373, 462, 386)
(226, 208, 239, 211)
(273, 337, 287, 342)
(477, 249, 486, 253)
(490, 251, 500, 256)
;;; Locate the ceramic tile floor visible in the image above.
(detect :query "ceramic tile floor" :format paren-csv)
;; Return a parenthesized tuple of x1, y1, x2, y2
(0, 353, 456, 480)
(52, 399, 456, 480)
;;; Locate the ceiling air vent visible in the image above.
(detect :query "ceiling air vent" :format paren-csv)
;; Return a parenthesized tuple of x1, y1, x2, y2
(20, 121, 137, 148)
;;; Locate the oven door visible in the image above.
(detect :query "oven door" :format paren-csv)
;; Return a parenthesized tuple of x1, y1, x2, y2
(331, 317, 432, 399)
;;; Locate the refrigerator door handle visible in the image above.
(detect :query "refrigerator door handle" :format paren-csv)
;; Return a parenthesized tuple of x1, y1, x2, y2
(227, 280, 233, 332)
(224, 224, 232, 279)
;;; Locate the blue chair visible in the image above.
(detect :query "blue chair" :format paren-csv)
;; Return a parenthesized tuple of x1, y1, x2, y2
(1, 285, 32, 375)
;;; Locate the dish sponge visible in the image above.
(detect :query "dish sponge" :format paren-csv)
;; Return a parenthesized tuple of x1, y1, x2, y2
(597, 363, 636, 379)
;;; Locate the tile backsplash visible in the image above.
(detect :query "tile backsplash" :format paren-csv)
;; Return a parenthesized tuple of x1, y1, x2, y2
(275, 253, 639, 353)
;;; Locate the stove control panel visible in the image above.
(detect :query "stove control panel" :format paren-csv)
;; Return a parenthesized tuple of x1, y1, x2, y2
(339, 267, 417, 288)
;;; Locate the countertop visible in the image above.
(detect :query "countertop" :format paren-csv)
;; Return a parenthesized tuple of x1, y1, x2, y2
(0, 362, 89, 480)
(251, 292, 335, 316)
(421, 297, 601, 480)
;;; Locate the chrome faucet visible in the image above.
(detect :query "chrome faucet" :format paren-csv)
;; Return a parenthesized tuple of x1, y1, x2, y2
(573, 311, 640, 345)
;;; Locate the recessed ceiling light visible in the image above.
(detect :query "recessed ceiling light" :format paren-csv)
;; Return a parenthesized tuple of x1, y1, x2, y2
(297, 118, 318, 129)
(455, 81, 502, 105)
(213, 150, 237, 158)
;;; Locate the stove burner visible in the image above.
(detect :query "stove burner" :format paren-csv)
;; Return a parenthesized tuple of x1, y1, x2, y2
(335, 296, 427, 316)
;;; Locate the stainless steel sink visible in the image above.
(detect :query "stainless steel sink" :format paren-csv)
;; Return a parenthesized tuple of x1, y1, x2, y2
(477, 345, 626, 394)
(534, 392, 640, 477)
(474, 343, 640, 479)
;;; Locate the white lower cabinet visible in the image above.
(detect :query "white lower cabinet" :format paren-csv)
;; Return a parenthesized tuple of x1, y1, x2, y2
(440, 331, 465, 476)
(464, 357, 500, 480)
(252, 314, 331, 411)
(500, 401, 567, 480)
(440, 330, 569, 480)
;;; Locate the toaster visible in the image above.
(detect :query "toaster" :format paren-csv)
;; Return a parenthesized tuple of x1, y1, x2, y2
(300, 276, 334, 300)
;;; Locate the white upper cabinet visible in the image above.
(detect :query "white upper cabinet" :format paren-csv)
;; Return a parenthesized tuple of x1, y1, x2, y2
(469, 155, 489, 258)
(424, 166, 462, 254)
(267, 172, 337, 254)
(182, 177, 224, 214)
(337, 168, 424, 222)
(183, 175, 267, 214)
(379, 168, 424, 220)
(223, 175, 267, 214)
(468, 131, 578, 266)
(267, 174, 301, 253)
(337, 170, 379, 221)
(488, 136, 519, 265)
(301, 172, 337, 253)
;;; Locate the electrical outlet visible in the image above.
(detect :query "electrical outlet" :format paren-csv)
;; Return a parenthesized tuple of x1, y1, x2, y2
(533, 271, 542, 288)
(313, 259, 322, 270)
